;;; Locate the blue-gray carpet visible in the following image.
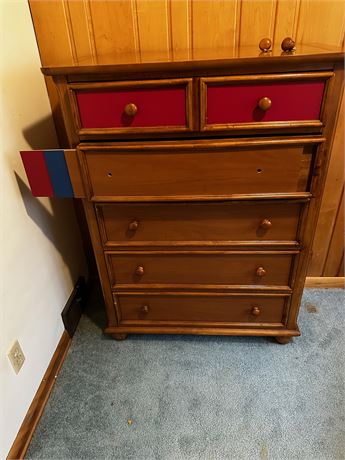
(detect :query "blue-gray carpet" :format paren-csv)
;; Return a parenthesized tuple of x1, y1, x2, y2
(27, 287, 345, 460)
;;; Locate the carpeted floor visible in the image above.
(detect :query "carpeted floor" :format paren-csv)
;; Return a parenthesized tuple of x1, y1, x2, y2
(27, 286, 345, 460)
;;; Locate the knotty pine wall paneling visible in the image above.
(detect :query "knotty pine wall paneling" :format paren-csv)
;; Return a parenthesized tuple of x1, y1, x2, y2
(308, 92, 344, 277)
(29, 0, 345, 280)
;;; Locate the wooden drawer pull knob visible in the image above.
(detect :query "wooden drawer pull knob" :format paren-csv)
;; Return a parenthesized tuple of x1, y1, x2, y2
(135, 265, 145, 276)
(256, 266, 266, 277)
(259, 38, 272, 52)
(281, 37, 295, 52)
(251, 306, 261, 316)
(258, 97, 272, 111)
(128, 220, 139, 231)
(124, 103, 138, 116)
(141, 305, 149, 314)
(259, 219, 272, 230)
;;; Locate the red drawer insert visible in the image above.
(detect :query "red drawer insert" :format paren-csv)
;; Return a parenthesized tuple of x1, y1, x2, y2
(206, 80, 325, 125)
(76, 87, 187, 129)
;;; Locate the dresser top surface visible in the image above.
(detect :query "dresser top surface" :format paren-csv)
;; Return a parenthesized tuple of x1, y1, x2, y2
(42, 44, 344, 77)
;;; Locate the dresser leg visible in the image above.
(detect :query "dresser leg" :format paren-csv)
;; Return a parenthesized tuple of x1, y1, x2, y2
(275, 336, 291, 345)
(112, 333, 128, 341)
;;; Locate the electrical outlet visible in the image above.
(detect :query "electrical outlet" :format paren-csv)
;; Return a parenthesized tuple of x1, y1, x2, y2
(8, 340, 25, 374)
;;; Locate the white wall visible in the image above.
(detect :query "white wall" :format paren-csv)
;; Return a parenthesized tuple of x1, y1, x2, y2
(0, 2, 87, 457)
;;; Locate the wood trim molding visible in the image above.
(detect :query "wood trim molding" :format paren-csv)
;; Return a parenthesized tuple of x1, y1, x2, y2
(6, 331, 71, 460)
(41, 53, 345, 78)
(105, 325, 301, 337)
(305, 276, 345, 288)
(79, 136, 325, 150)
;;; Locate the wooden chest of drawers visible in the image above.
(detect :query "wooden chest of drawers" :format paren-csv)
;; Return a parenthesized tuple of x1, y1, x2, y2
(23, 44, 344, 343)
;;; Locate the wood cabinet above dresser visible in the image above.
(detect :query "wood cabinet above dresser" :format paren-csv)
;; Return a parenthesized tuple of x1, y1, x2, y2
(22, 42, 344, 343)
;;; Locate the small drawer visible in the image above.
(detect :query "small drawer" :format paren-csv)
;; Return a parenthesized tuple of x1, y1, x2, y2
(97, 201, 302, 247)
(69, 79, 193, 136)
(201, 73, 332, 132)
(116, 293, 287, 325)
(80, 138, 318, 200)
(106, 252, 294, 288)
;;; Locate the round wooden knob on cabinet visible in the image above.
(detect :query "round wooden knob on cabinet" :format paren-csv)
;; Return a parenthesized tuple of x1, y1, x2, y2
(256, 267, 267, 277)
(124, 103, 138, 116)
(128, 220, 139, 231)
(281, 37, 295, 52)
(251, 306, 261, 316)
(259, 219, 272, 230)
(259, 38, 272, 52)
(258, 97, 272, 111)
(141, 305, 150, 314)
(135, 265, 145, 276)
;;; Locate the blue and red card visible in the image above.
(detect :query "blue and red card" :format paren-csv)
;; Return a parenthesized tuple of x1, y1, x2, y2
(20, 150, 74, 197)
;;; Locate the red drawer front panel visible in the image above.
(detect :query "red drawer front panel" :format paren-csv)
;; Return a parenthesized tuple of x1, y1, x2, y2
(20, 150, 54, 197)
(76, 87, 186, 128)
(206, 81, 325, 124)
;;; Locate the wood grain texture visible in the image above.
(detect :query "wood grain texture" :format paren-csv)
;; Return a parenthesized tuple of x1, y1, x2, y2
(323, 190, 344, 276)
(6, 331, 71, 460)
(66, 0, 96, 64)
(296, 0, 345, 48)
(135, 0, 170, 62)
(239, 0, 276, 48)
(97, 201, 303, 247)
(337, 255, 344, 277)
(64, 149, 85, 198)
(274, 0, 301, 45)
(305, 276, 345, 288)
(191, 0, 239, 59)
(106, 251, 295, 288)
(106, 325, 300, 337)
(44, 76, 69, 147)
(286, 63, 344, 330)
(28, 0, 345, 276)
(83, 143, 314, 198)
(88, 0, 139, 64)
(308, 91, 344, 276)
(116, 292, 287, 324)
(169, 0, 190, 60)
(29, 0, 345, 63)
(29, 1, 75, 66)
(82, 200, 118, 326)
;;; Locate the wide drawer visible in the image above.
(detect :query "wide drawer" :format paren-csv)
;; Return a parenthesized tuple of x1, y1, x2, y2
(201, 73, 331, 132)
(97, 201, 303, 247)
(69, 79, 193, 135)
(107, 252, 294, 288)
(80, 139, 319, 200)
(116, 293, 287, 325)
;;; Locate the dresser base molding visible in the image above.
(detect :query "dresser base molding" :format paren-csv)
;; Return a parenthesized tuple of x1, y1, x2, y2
(106, 326, 300, 339)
